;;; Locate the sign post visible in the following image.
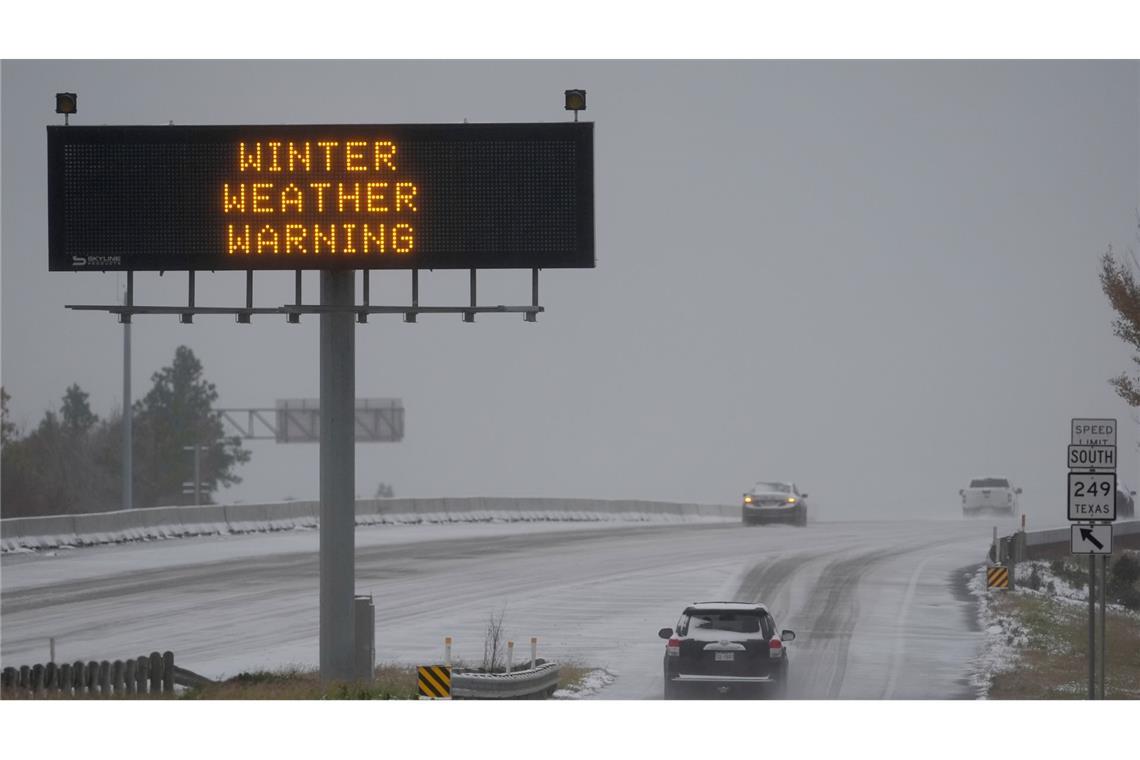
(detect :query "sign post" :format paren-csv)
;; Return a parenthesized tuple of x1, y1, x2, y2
(1069, 417, 1117, 700)
(1089, 554, 1096, 699)
(320, 270, 356, 682)
(1100, 554, 1106, 699)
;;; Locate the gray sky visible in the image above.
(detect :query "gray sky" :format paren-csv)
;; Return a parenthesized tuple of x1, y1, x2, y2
(3, 60, 1139, 525)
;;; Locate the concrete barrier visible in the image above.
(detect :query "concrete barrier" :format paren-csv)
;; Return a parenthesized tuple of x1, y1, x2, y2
(223, 502, 271, 533)
(1020, 519, 1140, 560)
(2, 497, 737, 551)
(372, 499, 414, 524)
(176, 505, 229, 536)
(411, 498, 444, 523)
(354, 499, 383, 525)
(73, 509, 145, 545)
(443, 498, 475, 522)
(135, 506, 188, 539)
(264, 500, 318, 531)
(0, 514, 78, 551)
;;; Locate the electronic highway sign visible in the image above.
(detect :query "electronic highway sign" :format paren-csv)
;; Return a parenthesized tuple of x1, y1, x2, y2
(48, 123, 594, 272)
(1071, 524, 1112, 555)
(1067, 471, 1116, 522)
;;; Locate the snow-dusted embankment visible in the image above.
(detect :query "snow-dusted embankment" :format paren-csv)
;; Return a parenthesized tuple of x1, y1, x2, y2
(1, 498, 738, 552)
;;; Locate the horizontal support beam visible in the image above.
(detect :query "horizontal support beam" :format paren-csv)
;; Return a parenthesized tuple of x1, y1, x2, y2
(66, 304, 543, 317)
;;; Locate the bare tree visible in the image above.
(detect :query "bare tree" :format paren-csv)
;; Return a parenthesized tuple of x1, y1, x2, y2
(481, 607, 507, 673)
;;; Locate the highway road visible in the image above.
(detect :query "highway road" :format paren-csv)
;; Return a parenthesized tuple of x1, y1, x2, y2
(1, 517, 1002, 698)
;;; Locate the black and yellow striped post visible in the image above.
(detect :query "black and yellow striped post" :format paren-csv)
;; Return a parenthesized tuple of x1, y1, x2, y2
(417, 665, 451, 699)
(986, 565, 1009, 590)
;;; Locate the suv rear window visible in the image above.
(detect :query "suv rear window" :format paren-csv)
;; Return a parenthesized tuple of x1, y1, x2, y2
(680, 610, 772, 637)
(969, 478, 1009, 488)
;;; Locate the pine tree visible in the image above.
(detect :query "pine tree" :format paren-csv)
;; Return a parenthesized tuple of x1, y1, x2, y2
(132, 346, 250, 506)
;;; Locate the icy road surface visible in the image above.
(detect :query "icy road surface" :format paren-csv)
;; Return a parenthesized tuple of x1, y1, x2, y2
(1, 518, 1001, 698)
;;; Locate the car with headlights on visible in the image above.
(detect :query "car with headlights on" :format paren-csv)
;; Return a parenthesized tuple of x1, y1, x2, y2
(742, 481, 808, 526)
(658, 602, 794, 699)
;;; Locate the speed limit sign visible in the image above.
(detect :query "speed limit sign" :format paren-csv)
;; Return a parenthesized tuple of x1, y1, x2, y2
(1068, 471, 1116, 521)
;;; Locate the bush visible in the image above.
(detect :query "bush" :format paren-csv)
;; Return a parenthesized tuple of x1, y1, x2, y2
(1118, 587, 1140, 611)
(1108, 553, 1140, 610)
(1111, 554, 1139, 586)
(1050, 558, 1088, 589)
(1024, 565, 1043, 591)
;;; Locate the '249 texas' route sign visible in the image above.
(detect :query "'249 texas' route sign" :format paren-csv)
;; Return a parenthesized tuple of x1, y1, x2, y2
(1067, 471, 1116, 521)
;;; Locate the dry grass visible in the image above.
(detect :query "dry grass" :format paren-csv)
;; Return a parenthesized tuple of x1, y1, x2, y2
(989, 592, 1140, 699)
(3, 660, 598, 700)
(0, 664, 418, 701)
(181, 664, 418, 700)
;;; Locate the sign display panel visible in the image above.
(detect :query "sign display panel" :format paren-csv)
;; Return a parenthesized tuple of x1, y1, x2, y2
(1071, 524, 1112, 555)
(1067, 471, 1116, 521)
(1071, 418, 1116, 446)
(1067, 444, 1116, 471)
(48, 123, 594, 271)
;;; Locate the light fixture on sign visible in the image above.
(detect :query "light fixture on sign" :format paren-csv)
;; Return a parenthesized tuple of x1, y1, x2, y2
(55, 92, 77, 125)
(564, 89, 586, 121)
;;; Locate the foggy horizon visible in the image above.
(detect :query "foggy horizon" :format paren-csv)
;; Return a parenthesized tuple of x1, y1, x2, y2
(3, 60, 1139, 527)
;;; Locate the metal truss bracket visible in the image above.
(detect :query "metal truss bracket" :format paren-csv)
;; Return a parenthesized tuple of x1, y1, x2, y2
(66, 268, 544, 323)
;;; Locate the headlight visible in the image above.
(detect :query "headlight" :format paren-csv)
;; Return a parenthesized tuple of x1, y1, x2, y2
(786, 497, 797, 504)
(744, 495, 753, 504)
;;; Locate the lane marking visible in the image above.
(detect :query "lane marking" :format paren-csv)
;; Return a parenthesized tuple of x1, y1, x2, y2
(882, 554, 935, 699)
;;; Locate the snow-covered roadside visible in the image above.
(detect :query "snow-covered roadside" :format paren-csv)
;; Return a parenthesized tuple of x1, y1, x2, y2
(966, 566, 1028, 699)
(1015, 558, 1140, 617)
(1, 504, 736, 554)
(966, 556, 1140, 698)
(552, 668, 617, 699)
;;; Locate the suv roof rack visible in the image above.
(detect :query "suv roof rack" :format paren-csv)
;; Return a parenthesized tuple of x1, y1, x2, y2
(687, 601, 768, 609)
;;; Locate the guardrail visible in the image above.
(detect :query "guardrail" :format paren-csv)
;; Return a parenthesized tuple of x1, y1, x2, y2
(994, 520, 1140, 563)
(451, 661, 562, 699)
(1, 498, 738, 552)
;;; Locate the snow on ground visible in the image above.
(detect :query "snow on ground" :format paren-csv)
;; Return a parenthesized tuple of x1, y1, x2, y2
(1014, 557, 1140, 619)
(1015, 560, 1088, 603)
(552, 668, 617, 699)
(3, 519, 993, 698)
(966, 566, 1026, 699)
(0, 519, 729, 593)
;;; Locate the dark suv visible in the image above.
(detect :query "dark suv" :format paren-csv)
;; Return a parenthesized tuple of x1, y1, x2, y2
(658, 602, 794, 699)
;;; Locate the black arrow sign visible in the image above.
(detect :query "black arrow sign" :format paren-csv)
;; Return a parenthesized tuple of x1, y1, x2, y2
(1079, 527, 1104, 550)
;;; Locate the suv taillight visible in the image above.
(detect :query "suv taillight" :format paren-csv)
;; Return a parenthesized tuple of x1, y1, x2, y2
(769, 637, 783, 658)
(666, 638, 681, 656)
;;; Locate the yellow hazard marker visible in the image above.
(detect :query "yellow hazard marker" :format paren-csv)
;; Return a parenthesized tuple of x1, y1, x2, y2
(417, 665, 451, 699)
(986, 565, 1009, 589)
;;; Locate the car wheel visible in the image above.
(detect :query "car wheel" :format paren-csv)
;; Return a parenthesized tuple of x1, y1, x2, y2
(796, 508, 807, 527)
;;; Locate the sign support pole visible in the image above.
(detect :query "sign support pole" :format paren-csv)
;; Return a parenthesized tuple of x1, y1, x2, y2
(122, 272, 132, 510)
(1088, 553, 1096, 699)
(319, 270, 356, 683)
(1099, 553, 1106, 699)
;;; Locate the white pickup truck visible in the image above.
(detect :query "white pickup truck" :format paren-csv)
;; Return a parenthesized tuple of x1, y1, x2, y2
(959, 477, 1021, 517)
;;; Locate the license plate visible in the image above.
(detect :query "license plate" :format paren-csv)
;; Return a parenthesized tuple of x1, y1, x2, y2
(714, 652, 735, 662)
